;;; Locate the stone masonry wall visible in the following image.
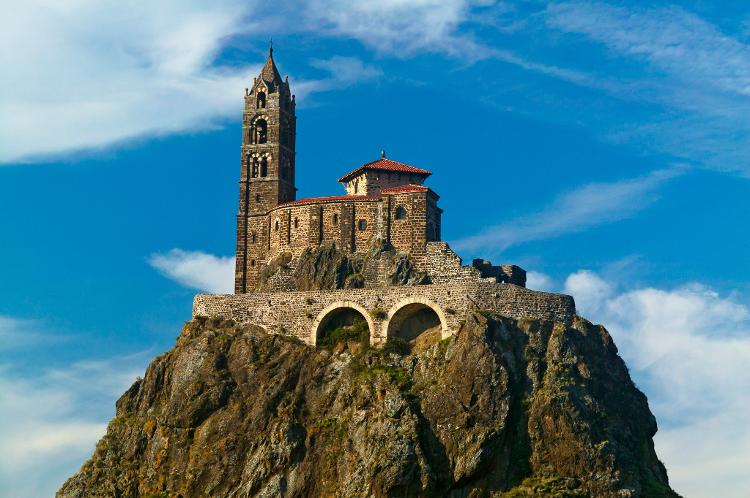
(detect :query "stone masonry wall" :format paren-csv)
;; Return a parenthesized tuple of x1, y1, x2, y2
(193, 282, 575, 346)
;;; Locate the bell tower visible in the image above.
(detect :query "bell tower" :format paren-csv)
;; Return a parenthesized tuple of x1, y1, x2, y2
(235, 47, 297, 293)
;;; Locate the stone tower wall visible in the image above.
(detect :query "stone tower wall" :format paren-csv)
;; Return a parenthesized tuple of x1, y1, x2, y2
(236, 53, 297, 293)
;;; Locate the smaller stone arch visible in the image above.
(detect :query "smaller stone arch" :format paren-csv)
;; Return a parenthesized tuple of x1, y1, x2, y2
(311, 301, 376, 347)
(384, 297, 449, 343)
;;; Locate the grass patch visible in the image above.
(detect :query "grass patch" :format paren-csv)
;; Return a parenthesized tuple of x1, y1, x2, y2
(501, 476, 587, 497)
(369, 308, 388, 319)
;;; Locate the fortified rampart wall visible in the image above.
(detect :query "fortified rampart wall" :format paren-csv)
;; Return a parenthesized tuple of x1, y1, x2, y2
(193, 282, 576, 346)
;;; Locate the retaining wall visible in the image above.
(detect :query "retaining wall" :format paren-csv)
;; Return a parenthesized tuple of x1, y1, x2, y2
(193, 282, 576, 346)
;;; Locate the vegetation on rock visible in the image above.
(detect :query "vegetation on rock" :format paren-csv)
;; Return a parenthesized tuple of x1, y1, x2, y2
(58, 312, 679, 498)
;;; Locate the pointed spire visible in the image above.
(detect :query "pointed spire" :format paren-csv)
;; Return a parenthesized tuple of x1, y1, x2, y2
(258, 40, 282, 86)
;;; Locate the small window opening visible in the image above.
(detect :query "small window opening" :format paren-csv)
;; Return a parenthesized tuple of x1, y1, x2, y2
(256, 91, 266, 109)
(294, 217, 299, 228)
(251, 158, 259, 178)
(275, 219, 280, 231)
(358, 219, 367, 231)
(332, 213, 338, 225)
(255, 194, 261, 203)
(395, 206, 407, 220)
(251, 232, 257, 243)
(250, 259, 256, 267)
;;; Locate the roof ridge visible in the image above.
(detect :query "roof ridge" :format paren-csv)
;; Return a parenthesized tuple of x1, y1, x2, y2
(337, 157, 432, 183)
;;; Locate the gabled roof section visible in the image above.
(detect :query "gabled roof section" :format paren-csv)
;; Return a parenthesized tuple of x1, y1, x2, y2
(338, 158, 432, 183)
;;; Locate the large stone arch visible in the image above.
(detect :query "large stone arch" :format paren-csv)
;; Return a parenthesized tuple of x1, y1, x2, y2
(311, 300, 376, 346)
(384, 297, 449, 342)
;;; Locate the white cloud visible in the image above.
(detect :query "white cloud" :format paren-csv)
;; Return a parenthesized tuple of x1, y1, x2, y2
(526, 271, 554, 292)
(309, 56, 383, 85)
(564, 271, 750, 498)
(149, 249, 235, 293)
(0, 0, 266, 163)
(453, 167, 684, 254)
(303, 0, 490, 58)
(0, 316, 43, 350)
(0, 351, 149, 498)
(293, 56, 384, 99)
(0, 0, 494, 163)
(545, 2, 750, 175)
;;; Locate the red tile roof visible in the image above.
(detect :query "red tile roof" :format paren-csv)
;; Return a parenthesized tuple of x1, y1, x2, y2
(275, 194, 379, 208)
(380, 184, 429, 194)
(337, 158, 431, 183)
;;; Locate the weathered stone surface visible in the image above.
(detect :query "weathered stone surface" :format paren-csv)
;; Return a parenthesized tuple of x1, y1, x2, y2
(58, 312, 678, 498)
(193, 281, 577, 346)
(257, 240, 433, 292)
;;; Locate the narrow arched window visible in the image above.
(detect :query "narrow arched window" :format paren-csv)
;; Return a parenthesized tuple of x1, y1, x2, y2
(250, 259, 256, 267)
(256, 91, 266, 109)
(260, 157, 268, 177)
(358, 219, 367, 231)
(251, 158, 259, 178)
(294, 217, 299, 229)
(332, 213, 338, 225)
(255, 194, 261, 203)
(395, 206, 407, 220)
(274, 219, 280, 231)
(253, 119, 267, 144)
(251, 232, 257, 243)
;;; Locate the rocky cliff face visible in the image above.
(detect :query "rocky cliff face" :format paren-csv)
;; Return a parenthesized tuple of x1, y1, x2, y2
(257, 241, 430, 292)
(58, 311, 677, 497)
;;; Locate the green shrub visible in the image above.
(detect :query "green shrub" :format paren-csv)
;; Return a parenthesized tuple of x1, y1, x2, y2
(379, 337, 411, 356)
(369, 308, 387, 319)
(317, 317, 369, 349)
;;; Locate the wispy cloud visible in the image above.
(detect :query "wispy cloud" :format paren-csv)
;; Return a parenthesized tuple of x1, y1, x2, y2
(0, 0, 264, 163)
(453, 167, 684, 254)
(565, 271, 750, 498)
(0, 1, 388, 163)
(544, 2, 750, 175)
(302, 0, 491, 59)
(0, 348, 149, 498)
(0, 316, 44, 350)
(295, 56, 384, 98)
(148, 249, 235, 293)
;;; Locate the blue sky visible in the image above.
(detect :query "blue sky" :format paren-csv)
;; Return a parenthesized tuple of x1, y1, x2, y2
(1, 1, 749, 497)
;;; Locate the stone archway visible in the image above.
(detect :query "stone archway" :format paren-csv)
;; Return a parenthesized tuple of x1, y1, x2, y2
(384, 297, 449, 347)
(311, 301, 376, 347)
